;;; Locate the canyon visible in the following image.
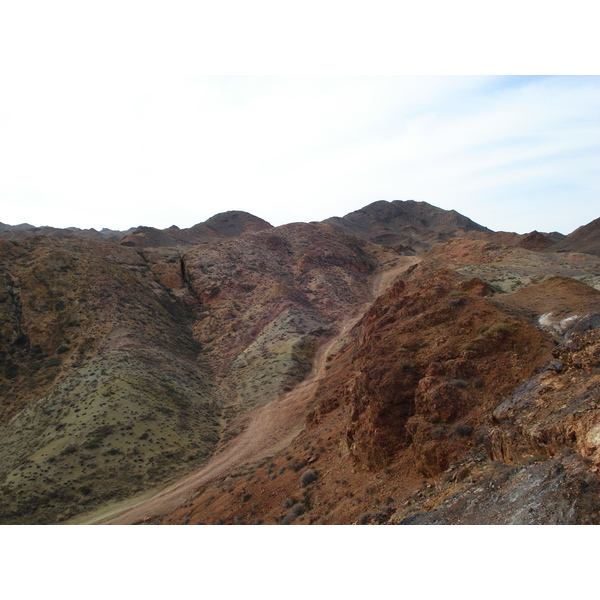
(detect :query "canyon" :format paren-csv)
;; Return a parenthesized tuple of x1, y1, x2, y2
(1, 200, 599, 524)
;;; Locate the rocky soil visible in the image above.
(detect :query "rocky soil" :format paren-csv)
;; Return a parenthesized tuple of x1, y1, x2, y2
(1, 200, 600, 525)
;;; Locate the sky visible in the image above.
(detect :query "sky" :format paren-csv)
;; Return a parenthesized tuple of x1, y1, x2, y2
(0, 2, 598, 236)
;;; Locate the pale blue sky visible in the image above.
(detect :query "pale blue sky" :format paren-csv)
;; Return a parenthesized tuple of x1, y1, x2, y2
(0, 3, 598, 235)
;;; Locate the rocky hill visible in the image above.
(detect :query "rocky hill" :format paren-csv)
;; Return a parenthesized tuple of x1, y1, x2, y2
(1, 201, 600, 524)
(118, 211, 273, 248)
(551, 216, 600, 256)
(324, 199, 491, 252)
(0, 222, 134, 242)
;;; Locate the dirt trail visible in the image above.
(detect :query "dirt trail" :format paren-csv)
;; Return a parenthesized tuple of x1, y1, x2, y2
(94, 256, 418, 524)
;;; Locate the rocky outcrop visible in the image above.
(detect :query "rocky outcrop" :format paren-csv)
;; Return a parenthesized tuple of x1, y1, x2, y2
(486, 325, 600, 467)
(312, 267, 553, 474)
(393, 453, 600, 525)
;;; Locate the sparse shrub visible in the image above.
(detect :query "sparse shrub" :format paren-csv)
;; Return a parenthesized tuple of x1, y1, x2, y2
(455, 423, 473, 437)
(291, 459, 307, 473)
(104, 448, 122, 455)
(449, 297, 466, 307)
(300, 469, 318, 488)
(489, 321, 510, 334)
(60, 445, 78, 456)
(281, 502, 305, 525)
(241, 493, 251, 503)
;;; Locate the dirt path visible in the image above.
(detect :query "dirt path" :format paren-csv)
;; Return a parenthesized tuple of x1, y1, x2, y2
(94, 256, 418, 524)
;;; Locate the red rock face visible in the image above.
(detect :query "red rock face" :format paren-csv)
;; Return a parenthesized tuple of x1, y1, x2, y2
(317, 268, 554, 475)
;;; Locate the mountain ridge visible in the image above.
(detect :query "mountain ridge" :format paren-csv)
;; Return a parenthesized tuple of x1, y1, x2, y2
(1, 199, 600, 524)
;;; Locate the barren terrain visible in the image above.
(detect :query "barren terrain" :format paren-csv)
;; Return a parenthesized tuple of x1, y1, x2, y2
(2, 200, 600, 525)
(97, 257, 418, 523)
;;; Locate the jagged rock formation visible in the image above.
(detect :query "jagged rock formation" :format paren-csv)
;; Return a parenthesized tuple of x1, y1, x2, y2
(1, 201, 600, 525)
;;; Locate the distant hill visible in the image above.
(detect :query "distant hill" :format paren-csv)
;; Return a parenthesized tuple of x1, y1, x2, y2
(0, 222, 133, 242)
(119, 211, 273, 248)
(552, 217, 600, 256)
(323, 200, 491, 252)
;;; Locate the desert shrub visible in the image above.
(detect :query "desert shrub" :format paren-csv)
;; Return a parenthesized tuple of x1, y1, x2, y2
(489, 321, 509, 334)
(60, 444, 78, 456)
(291, 459, 307, 472)
(455, 423, 473, 437)
(281, 502, 305, 525)
(449, 297, 466, 307)
(241, 493, 252, 503)
(300, 469, 318, 488)
(104, 448, 123, 455)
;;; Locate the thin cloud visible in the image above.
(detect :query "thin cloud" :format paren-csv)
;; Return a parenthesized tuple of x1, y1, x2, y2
(0, 71, 598, 234)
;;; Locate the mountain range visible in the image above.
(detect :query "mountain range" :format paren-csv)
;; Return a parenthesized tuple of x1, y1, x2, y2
(1, 199, 599, 524)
